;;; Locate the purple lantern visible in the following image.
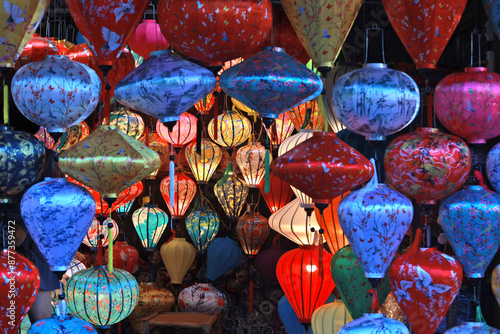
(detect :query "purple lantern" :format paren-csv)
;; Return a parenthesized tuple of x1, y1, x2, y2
(254, 244, 287, 284)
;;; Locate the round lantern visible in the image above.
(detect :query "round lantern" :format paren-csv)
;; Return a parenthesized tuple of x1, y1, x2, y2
(385, 127, 471, 204)
(21, 178, 95, 271)
(12, 55, 101, 133)
(337, 160, 413, 279)
(105, 241, 139, 273)
(278, 295, 308, 334)
(156, 112, 197, 149)
(435, 67, 500, 143)
(258, 170, 294, 214)
(206, 237, 242, 281)
(389, 229, 463, 334)
(57, 121, 92, 152)
(178, 283, 228, 313)
(236, 142, 270, 188)
(186, 206, 220, 253)
(15, 36, 59, 69)
(115, 50, 216, 129)
(185, 139, 222, 184)
(445, 322, 500, 334)
(0, 128, 45, 200)
(493, 263, 500, 307)
(160, 238, 196, 284)
(132, 204, 169, 250)
(214, 163, 249, 222)
(128, 19, 169, 59)
(264, 112, 295, 146)
(160, 172, 197, 219)
(486, 143, 500, 192)
(338, 313, 409, 334)
(311, 300, 353, 334)
(158, 0, 272, 66)
(332, 63, 419, 141)
(438, 185, 500, 278)
(66, 266, 139, 328)
(207, 110, 252, 154)
(108, 107, 145, 139)
(236, 211, 270, 256)
(0, 250, 40, 334)
(254, 245, 287, 284)
(27, 315, 97, 334)
(287, 99, 326, 131)
(82, 217, 119, 249)
(315, 194, 349, 254)
(277, 245, 335, 324)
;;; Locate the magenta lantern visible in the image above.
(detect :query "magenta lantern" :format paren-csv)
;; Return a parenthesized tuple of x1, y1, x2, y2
(128, 20, 170, 59)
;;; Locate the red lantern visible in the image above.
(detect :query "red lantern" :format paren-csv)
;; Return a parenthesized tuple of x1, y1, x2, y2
(258, 170, 294, 214)
(382, 0, 467, 69)
(159, 172, 197, 219)
(236, 211, 270, 257)
(314, 194, 349, 255)
(277, 245, 335, 324)
(156, 112, 197, 150)
(15, 36, 59, 69)
(389, 229, 463, 334)
(128, 19, 170, 59)
(194, 82, 221, 115)
(105, 240, 139, 273)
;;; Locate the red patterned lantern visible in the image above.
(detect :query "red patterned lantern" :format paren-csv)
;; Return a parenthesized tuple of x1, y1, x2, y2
(160, 172, 197, 219)
(277, 245, 335, 324)
(382, 0, 467, 69)
(128, 19, 169, 59)
(315, 194, 349, 254)
(384, 128, 471, 204)
(105, 241, 139, 273)
(15, 36, 59, 69)
(389, 229, 463, 334)
(156, 113, 197, 150)
(236, 211, 270, 256)
(258, 170, 294, 214)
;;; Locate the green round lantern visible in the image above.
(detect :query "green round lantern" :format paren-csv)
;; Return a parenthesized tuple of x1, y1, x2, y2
(185, 205, 220, 253)
(132, 204, 169, 251)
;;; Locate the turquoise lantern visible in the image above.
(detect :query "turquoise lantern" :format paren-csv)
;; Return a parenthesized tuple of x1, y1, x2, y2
(27, 315, 97, 333)
(185, 205, 220, 253)
(132, 204, 169, 251)
(206, 237, 242, 281)
(116, 199, 135, 217)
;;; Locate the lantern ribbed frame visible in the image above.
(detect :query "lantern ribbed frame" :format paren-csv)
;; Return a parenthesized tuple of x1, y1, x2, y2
(64, 258, 86, 279)
(214, 169, 249, 221)
(258, 170, 294, 214)
(185, 206, 220, 252)
(287, 99, 325, 131)
(236, 211, 270, 256)
(115, 199, 135, 216)
(132, 204, 169, 250)
(82, 217, 119, 249)
(108, 107, 145, 139)
(160, 172, 197, 219)
(311, 300, 353, 334)
(185, 139, 222, 184)
(207, 110, 252, 151)
(65, 266, 139, 329)
(156, 112, 197, 148)
(264, 112, 295, 146)
(315, 194, 349, 254)
(236, 142, 270, 188)
(160, 238, 196, 284)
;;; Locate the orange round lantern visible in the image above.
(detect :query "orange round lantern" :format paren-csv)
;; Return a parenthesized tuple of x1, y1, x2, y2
(156, 112, 197, 150)
(314, 194, 349, 254)
(160, 172, 197, 219)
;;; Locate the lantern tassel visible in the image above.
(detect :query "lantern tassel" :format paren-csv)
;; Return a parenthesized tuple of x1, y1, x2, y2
(249, 278, 254, 313)
(301, 106, 312, 130)
(474, 169, 494, 192)
(476, 305, 486, 323)
(318, 95, 328, 132)
(3, 83, 8, 126)
(368, 288, 380, 313)
(170, 146, 175, 208)
(264, 146, 270, 193)
(319, 230, 324, 278)
(166, 228, 177, 244)
(108, 221, 114, 273)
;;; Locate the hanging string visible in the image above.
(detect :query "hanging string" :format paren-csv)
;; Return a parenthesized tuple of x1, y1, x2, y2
(2, 80, 8, 126)
(108, 212, 114, 273)
(169, 143, 175, 208)
(213, 95, 219, 140)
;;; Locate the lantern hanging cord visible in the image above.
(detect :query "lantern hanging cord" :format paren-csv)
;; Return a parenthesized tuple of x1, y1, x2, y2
(470, 30, 482, 68)
(56, 281, 67, 318)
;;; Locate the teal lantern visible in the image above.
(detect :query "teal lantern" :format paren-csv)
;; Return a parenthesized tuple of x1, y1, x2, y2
(27, 315, 97, 333)
(132, 204, 169, 251)
(206, 237, 242, 281)
(116, 199, 135, 217)
(185, 206, 220, 253)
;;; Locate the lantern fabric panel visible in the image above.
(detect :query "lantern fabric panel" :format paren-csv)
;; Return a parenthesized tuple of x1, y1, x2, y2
(264, 112, 295, 146)
(311, 300, 353, 334)
(185, 139, 223, 184)
(315, 194, 349, 254)
(27, 315, 97, 334)
(236, 211, 270, 256)
(128, 19, 170, 59)
(15, 36, 59, 69)
(160, 238, 196, 285)
(105, 241, 139, 273)
(208, 111, 252, 152)
(57, 121, 92, 152)
(445, 322, 500, 333)
(485, 0, 500, 41)
(178, 283, 228, 313)
(156, 112, 197, 148)
(338, 313, 409, 334)
(109, 108, 145, 139)
(206, 237, 242, 281)
(255, 245, 287, 285)
(287, 99, 326, 131)
(185, 206, 220, 253)
(129, 282, 175, 331)
(160, 173, 197, 219)
(236, 142, 269, 188)
(258, 170, 294, 214)
(132, 205, 169, 250)
(493, 263, 500, 308)
(278, 295, 308, 334)
(486, 143, 500, 193)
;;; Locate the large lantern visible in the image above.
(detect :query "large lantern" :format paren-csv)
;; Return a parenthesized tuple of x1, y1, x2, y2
(160, 238, 196, 285)
(160, 172, 197, 219)
(82, 217, 119, 249)
(178, 283, 228, 313)
(264, 112, 295, 146)
(27, 315, 97, 334)
(20, 178, 95, 271)
(214, 164, 249, 222)
(108, 107, 145, 139)
(258, 170, 294, 214)
(311, 300, 353, 334)
(338, 313, 409, 334)
(385, 128, 471, 204)
(185, 139, 222, 184)
(156, 112, 197, 150)
(207, 110, 252, 154)
(236, 211, 270, 256)
(66, 266, 139, 328)
(186, 206, 220, 253)
(105, 241, 139, 273)
(132, 204, 169, 250)
(128, 19, 169, 59)
(11, 55, 101, 133)
(277, 245, 335, 324)
(206, 237, 242, 281)
(315, 194, 349, 254)
(435, 67, 500, 143)
(332, 63, 420, 141)
(236, 142, 270, 188)
(438, 185, 500, 278)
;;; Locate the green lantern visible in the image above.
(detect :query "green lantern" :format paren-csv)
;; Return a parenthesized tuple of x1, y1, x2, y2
(214, 163, 249, 223)
(185, 205, 220, 252)
(132, 204, 169, 250)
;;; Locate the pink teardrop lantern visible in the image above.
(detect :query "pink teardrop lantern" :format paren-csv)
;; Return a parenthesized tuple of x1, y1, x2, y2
(128, 19, 170, 59)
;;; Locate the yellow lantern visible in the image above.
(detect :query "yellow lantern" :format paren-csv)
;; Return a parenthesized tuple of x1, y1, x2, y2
(264, 112, 295, 146)
(207, 110, 252, 155)
(214, 163, 249, 223)
(236, 142, 270, 188)
(492, 263, 500, 308)
(231, 97, 258, 120)
(311, 300, 353, 334)
(107, 106, 145, 139)
(185, 139, 222, 184)
(287, 99, 326, 131)
(160, 238, 196, 284)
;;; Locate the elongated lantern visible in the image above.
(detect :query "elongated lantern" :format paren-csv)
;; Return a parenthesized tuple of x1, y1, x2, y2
(160, 238, 196, 284)
(160, 172, 197, 219)
(258, 170, 294, 214)
(236, 211, 270, 256)
(236, 142, 269, 188)
(186, 206, 220, 253)
(132, 204, 169, 251)
(185, 139, 222, 184)
(214, 164, 249, 222)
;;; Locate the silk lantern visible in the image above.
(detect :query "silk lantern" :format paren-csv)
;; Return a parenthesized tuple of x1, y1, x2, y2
(311, 300, 353, 334)
(382, 0, 467, 69)
(264, 112, 295, 146)
(338, 313, 409, 334)
(236, 142, 269, 188)
(206, 237, 242, 281)
(20, 178, 95, 271)
(445, 322, 500, 334)
(160, 172, 197, 219)
(332, 63, 420, 141)
(258, 170, 294, 214)
(0, 250, 40, 334)
(156, 112, 197, 150)
(236, 211, 270, 256)
(82, 217, 119, 249)
(105, 241, 139, 273)
(185, 139, 222, 184)
(439, 185, 500, 278)
(337, 161, 413, 279)
(492, 263, 500, 307)
(66, 266, 139, 328)
(277, 245, 335, 324)
(160, 238, 196, 284)
(487, 143, 500, 192)
(278, 295, 308, 334)
(214, 163, 249, 222)
(186, 206, 220, 253)
(34, 126, 56, 150)
(288, 99, 326, 131)
(385, 127, 471, 204)
(389, 229, 463, 334)
(0, 128, 45, 200)
(219, 47, 323, 126)
(315, 194, 349, 254)
(11, 55, 101, 133)
(15, 36, 59, 68)
(158, 0, 272, 66)
(128, 19, 169, 59)
(208, 110, 252, 154)
(116, 199, 134, 216)
(178, 283, 228, 313)
(132, 204, 169, 250)
(435, 67, 500, 143)
(115, 50, 216, 129)
(255, 245, 287, 284)
(108, 107, 145, 139)
(57, 121, 92, 152)
(485, 0, 500, 41)
(27, 315, 97, 334)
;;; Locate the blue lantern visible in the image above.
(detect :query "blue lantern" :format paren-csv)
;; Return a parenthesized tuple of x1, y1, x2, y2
(27, 315, 97, 333)
(339, 313, 409, 334)
(20, 177, 95, 272)
(185, 206, 220, 253)
(115, 199, 135, 217)
(206, 237, 242, 281)
(486, 142, 500, 192)
(278, 295, 308, 334)
(132, 204, 169, 251)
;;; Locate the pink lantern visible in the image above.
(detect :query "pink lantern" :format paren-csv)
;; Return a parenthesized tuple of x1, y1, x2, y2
(156, 112, 197, 150)
(160, 173, 197, 219)
(128, 19, 170, 59)
(82, 217, 119, 249)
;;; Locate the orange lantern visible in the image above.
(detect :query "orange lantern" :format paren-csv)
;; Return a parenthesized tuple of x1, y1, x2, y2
(156, 112, 197, 151)
(160, 172, 197, 219)
(236, 211, 270, 257)
(287, 99, 326, 131)
(264, 112, 295, 146)
(314, 194, 349, 254)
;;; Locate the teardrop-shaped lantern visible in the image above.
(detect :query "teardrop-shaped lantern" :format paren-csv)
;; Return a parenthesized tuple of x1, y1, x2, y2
(105, 241, 139, 273)
(108, 107, 145, 139)
(220, 47, 323, 124)
(236, 211, 270, 256)
(311, 300, 353, 334)
(338, 313, 409, 334)
(186, 206, 220, 253)
(277, 245, 335, 324)
(332, 63, 420, 141)
(82, 217, 119, 249)
(438, 185, 500, 278)
(15, 36, 59, 69)
(21, 178, 95, 271)
(160, 238, 196, 284)
(315, 194, 349, 254)
(264, 112, 295, 146)
(435, 67, 500, 143)
(156, 112, 197, 149)
(12, 55, 101, 133)
(287, 99, 326, 131)
(385, 127, 471, 204)
(185, 139, 222, 184)
(115, 50, 216, 128)
(445, 322, 500, 334)
(160, 172, 197, 219)
(208, 110, 252, 154)
(236, 142, 270, 188)
(128, 19, 169, 59)
(132, 204, 169, 251)
(206, 237, 242, 281)
(27, 315, 97, 334)
(258, 170, 294, 214)
(214, 164, 249, 222)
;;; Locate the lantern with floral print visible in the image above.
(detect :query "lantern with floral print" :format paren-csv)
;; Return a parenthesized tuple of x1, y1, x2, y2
(108, 107, 145, 139)
(160, 172, 197, 219)
(208, 110, 252, 155)
(105, 241, 139, 274)
(27, 315, 97, 334)
(186, 205, 220, 253)
(287, 99, 326, 131)
(132, 204, 169, 251)
(128, 19, 169, 59)
(258, 170, 294, 214)
(445, 322, 500, 334)
(160, 238, 196, 284)
(156, 112, 197, 150)
(264, 112, 295, 146)
(15, 36, 59, 69)
(82, 217, 119, 249)
(214, 163, 249, 222)
(178, 283, 228, 313)
(236, 211, 270, 256)
(236, 142, 270, 188)
(185, 139, 222, 185)
(339, 313, 409, 334)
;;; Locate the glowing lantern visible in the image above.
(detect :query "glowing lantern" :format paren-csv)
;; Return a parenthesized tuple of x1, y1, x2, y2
(287, 99, 325, 131)
(108, 107, 145, 139)
(236, 211, 270, 256)
(116, 200, 135, 216)
(195, 91, 218, 115)
(128, 19, 169, 59)
(264, 112, 295, 146)
(105, 241, 138, 273)
(160, 172, 197, 219)
(338, 313, 409, 334)
(311, 300, 353, 334)
(277, 245, 335, 324)
(208, 110, 252, 154)
(11, 55, 101, 133)
(445, 323, 500, 334)
(258, 170, 294, 214)
(178, 283, 228, 313)
(160, 238, 196, 284)
(214, 163, 249, 222)
(315, 194, 349, 254)
(186, 206, 220, 253)
(140, 132, 169, 176)
(206, 237, 242, 281)
(156, 112, 197, 149)
(66, 266, 139, 328)
(236, 142, 270, 188)
(185, 139, 222, 184)
(132, 204, 169, 251)
(82, 217, 119, 249)
(27, 315, 97, 334)
(57, 121, 92, 151)
(15, 36, 59, 68)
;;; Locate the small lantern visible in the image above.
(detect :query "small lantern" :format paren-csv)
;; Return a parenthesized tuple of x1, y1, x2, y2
(57, 121, 91, 152)
(264, 112, 295, 146)
(206, 237, 242, 281)
(236, 142, 270, 188)
(115, 199, 135, 216)
(258, 170, 294, 214)
(160, 238, 196, 284)
(128, 19, 170, 59)
(160, 172, 197, 219)
(132, 204, 169, 251)
(178, 283, 228, 313)
(105, 241, 139, 273)
(82, 217, 119, 249)
(108, 107, 145, 139)
(185, 206, 220, 253)
(311, 300, 353, 334)
(156, 112, 197, 150)
(214, 163, 249, 222)
(287, 99, 326, 131)
(236, 211, 270, 256)
(255, 245, 287, 284)
(207, 110, 252, 154)
(185, 139, 222, 184)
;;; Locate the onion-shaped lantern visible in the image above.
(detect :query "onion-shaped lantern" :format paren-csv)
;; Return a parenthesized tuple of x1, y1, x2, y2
(15, 36, 59, 69)
(435, 67, 500, 143)
(105, 241, 139, 274)
(258, 170, 294, 214)
(311, 300, 353, 334)
(236, 142, 270, 188)
(115, 50, 216, 128)
(128, 19, 169, 59)
(27, 315, 97, 334)
(178, 283, 228, 313)
(11, 55, 101, 133)
(332, 63, 420, 141)
(185, 139, 222, 184)
(21, 178, 95, 271)
(82, 217, 119, 249)
(186, 206, 220, 253)
(160, 172, 197, 219)
(236, 211, 270, 256)
(208, 110, 252, 154)
(160, 238, 196, 284)
(277, 245, 335, 324)
(339, 313, 409, 334)
(287, 99, 326, 131)
(206, 237, 242, 281)
(156, 112, 197, 150)
(132, 204, 169, 251)
(108, 107, 145, 139)
(315, 194, 349, 254)
(445, 322, 500, 334)
(65, 266, 139, 328)
(214, 163, 249, 222)
(264, 112, 295, 146)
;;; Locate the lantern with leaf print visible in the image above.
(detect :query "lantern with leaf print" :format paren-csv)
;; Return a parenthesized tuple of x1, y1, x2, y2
(186, 206, 220, 253)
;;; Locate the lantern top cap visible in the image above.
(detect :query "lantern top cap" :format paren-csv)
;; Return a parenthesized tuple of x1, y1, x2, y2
(262, 46, 285, 54)
(363, 63, 387, 69)
(465, 67, 488, 72)
(150, 49, 173, 57)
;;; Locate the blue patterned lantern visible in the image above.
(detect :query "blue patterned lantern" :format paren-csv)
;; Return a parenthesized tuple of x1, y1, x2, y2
(20, 177, 95, 272)
(219, 47, 323, 127)
(339, 313, 409, 334)
(438, 185, 500, 278)
(486, 142, 500, 192)
(332, 63, 420, 141)
(186, 206, 220, 253)
(206, 237, 242, 281)
(278, 295, 308, 334)
(115, 50, 216, 129)
(0, 127, 45, 201)
(444, 322, 500, 333)
(132, 204, 169, 251)
(27, 315, 97, 334)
